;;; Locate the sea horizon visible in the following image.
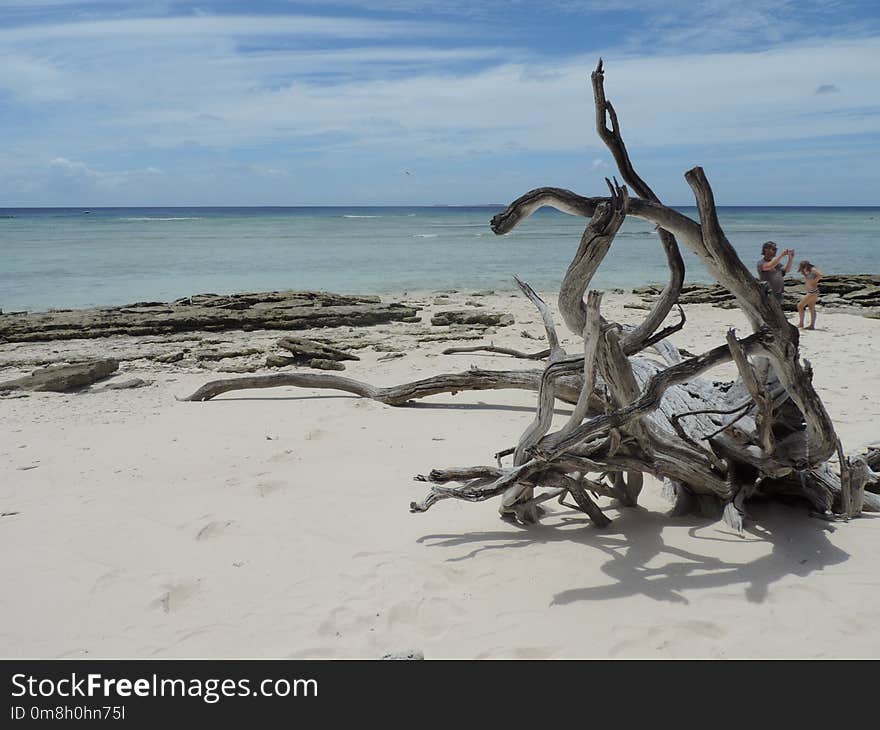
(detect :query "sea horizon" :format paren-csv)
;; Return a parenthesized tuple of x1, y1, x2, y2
(2, 205, 878, 312)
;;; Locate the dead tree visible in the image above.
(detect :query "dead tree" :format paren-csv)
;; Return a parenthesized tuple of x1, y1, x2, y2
(184, 60, 879, 530)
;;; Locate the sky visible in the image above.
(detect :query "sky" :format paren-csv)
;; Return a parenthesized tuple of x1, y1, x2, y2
(0, 0, 878, 206)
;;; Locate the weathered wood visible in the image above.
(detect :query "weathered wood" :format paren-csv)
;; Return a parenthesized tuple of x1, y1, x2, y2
(725, 329, 775, 456)
(182, 368, 583, 405)
(441, 344, 551, 360)
(185, 58, 875, 532)
(557, 182, 628, 337)
(591, 59, 685, 356)
(513, 276, 565, 361)
(564, 290, 604, 431)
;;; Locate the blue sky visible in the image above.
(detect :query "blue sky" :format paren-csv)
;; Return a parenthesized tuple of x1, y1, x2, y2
(1, 0, 878, 205)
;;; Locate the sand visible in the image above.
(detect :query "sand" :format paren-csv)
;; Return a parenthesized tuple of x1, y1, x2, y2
(2, 291, 879, 659)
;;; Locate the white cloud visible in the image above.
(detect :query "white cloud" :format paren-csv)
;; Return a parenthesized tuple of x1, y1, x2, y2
(46, 156, 164, 190)
(1, 6, 878, 204)
(0, 14, 452, 42)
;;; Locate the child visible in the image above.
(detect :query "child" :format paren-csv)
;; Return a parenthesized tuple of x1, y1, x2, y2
(796, 260, 823, 329)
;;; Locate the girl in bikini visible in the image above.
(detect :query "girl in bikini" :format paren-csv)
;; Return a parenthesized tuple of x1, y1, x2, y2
(797, 260, 823, 329)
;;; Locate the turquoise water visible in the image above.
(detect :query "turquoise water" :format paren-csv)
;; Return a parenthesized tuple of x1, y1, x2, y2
(1, 206, 878, 311)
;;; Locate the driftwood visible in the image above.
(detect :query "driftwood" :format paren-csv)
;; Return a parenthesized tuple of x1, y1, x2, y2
(183, 60, 875, 532)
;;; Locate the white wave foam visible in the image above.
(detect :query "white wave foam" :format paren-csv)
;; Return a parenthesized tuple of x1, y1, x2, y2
(343, 215, 381, 218)
(120, 217, 203, 221)
(428, 223, 485, 228)
(413, 233, 439, 238)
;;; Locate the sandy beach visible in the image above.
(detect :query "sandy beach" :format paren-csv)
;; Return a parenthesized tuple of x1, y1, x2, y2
(2, 290, 879, 659)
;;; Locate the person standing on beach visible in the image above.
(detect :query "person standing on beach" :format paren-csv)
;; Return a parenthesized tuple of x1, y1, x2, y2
(796, 260, 823, 329)
(757, 241, 794, 303)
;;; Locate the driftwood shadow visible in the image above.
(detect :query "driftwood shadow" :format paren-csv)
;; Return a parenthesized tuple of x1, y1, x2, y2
(418, 502, 849, 605)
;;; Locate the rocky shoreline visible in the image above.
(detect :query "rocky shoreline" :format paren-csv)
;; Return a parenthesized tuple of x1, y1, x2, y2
(2, 276, 878, 394)
(0, 290, 420, 344)
(633, 274, 880, 316)
(0, 289, 523, 392)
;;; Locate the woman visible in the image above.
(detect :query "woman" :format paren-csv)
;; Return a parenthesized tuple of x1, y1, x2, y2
(796, 260, 823, 329)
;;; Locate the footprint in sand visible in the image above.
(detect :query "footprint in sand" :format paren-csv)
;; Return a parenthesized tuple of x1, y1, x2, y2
(90, 568, 123, 595)
(609, 620, 725, 656)
(268, 449, 297, 464)
(305, 429, 324, 441)
(256, 479, 286, 497)
(150, 579, 203, 614)
(385, 596, 457, 638)
(316, 606, 374, 638)
(195, 520, 235, 541)
(512, 646, 559, 659)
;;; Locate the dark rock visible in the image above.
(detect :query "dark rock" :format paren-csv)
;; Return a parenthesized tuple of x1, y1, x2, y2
(218, 364, 260, 374)
(0, 359, 118, 392)
(309, 358, 345, 371)
(95, 378, 151, 391)
(152, 351, 185, 364)
(635, 275, 880, 312)
(431, 310, 514, 327)
(841, 286, 880, 301)
(0, 291, 419, 344)
(277, 336, 358, 362)
(196, 348, 262, 361)
(266, 355, 297, 368)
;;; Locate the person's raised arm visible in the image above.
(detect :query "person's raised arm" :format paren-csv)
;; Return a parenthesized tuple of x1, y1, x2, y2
(760, 249, 789, 271)
(782, 248, 795, 273)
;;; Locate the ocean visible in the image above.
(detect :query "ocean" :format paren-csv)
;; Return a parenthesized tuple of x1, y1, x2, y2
(1, 206, 878, 312)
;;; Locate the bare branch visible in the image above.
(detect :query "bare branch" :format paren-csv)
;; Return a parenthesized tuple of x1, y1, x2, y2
(591, 60, 686, 355)
(513, 275, 565, 361)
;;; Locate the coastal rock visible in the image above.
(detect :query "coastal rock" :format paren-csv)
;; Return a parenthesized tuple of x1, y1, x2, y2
(151, 351, 186, 364)
(266, 355, 297, 368)
(196, 348, 262, 361)
(94, 378, 152, 391)
(0, 359, 119, 392)
(309, 359, 346, 371)
(277, 336, 359, 362)
(633, 275, 880, 313)
(430, 310, 515, 327)
(377, 351, 407, 362)
(0, 291, 420, 344)
(217, 364, 260, 374)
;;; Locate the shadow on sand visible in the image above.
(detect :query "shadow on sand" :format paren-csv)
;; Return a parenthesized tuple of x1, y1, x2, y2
(202, 394, 571, 415)
(419, 501, 858, 605)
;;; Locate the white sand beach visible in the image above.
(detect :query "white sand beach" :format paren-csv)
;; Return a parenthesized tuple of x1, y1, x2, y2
(2, 291, 879, 659)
